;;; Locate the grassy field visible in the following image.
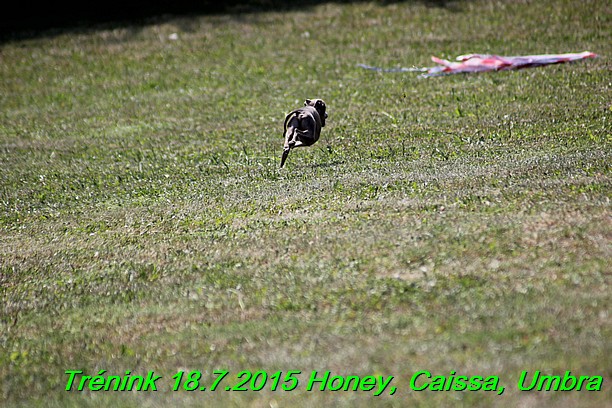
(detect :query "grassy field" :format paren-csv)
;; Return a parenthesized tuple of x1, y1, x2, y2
(1, 0, 610, 406)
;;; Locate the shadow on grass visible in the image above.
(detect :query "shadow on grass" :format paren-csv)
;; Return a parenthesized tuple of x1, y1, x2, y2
(1, 0, 468, 43)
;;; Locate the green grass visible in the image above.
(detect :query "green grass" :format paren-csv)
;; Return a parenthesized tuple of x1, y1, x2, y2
(1, 0, 610, 406)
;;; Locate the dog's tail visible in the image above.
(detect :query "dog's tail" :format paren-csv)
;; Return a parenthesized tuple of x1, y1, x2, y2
(280, 148, 290, 168)
(281, 110, 303, 168)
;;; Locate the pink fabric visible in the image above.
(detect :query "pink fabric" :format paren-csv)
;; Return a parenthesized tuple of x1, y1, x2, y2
(358, 51, 598, 76)
(426, 51, 598, 76)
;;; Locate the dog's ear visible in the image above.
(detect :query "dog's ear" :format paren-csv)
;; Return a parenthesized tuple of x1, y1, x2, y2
(314, 99, 327, 127)
(304, 99, 312, 106)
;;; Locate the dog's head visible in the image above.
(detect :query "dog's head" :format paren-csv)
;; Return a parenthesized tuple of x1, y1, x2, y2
(305, 98, 327, 127)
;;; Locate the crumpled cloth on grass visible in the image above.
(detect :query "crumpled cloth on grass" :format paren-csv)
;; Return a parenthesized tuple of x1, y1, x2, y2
(359, 51, 598, 77)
